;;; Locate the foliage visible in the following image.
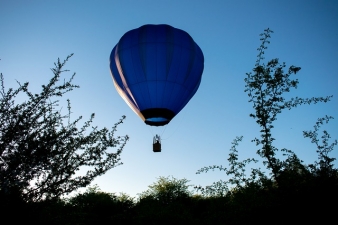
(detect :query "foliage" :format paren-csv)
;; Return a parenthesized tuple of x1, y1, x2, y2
(195, 136, 269, 197)
(303, 115, 337, 175)
(134, 176, 195, 225)
(67, 185, 134, 224)
(138, 176, 192, 204)
(0, 54, 129, 202)
(244, 28, 332, 180)
(69, 184, 134, 209)
(196, 28, 334, 197)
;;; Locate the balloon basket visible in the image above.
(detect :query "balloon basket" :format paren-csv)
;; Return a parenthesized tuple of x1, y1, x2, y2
(153, 135, 161, 152)
(153, 142, 161, 152)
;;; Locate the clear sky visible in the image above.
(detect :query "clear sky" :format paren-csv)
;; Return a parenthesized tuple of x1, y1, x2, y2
(1, 0, 337, 197)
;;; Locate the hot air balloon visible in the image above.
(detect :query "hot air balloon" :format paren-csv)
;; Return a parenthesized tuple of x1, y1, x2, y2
(109, 24, 204, 151)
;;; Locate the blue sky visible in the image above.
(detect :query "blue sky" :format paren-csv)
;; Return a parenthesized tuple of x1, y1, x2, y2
(1, 0, 337, 197)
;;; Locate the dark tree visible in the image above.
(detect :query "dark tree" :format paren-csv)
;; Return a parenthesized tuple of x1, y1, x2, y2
(244, 28, 332, 181)
(67, 185, 134, 225)
(195, 136, 264, 197)
(138, 176, 192, 204)
(196, 28, 333, 196)
(303, 115, 337, 176)
(134, 176, 194, 225)
(0, 54, 129, 201)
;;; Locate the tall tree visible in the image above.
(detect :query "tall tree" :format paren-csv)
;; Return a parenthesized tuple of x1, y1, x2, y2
(0, 54, 129, 201)
(244, 28, 332, 181)
(196, 28, 333, 195)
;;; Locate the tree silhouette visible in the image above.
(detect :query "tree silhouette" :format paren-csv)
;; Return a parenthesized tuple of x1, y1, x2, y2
(244, 28, 332, 182)
(67, 185, 134, 224)
(138, 176, 192, 204)
(303, 115, 337, 175)
(196, 28, 333, 194)
(134, 176, 194, 225)
(0, 54, 129, 201)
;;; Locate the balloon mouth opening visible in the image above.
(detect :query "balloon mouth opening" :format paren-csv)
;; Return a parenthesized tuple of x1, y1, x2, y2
(141, 108, 175, 126)
(145, 117, 170, 126)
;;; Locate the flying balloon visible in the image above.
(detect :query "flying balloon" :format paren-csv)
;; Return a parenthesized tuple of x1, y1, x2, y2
(109, 24, 204, 128)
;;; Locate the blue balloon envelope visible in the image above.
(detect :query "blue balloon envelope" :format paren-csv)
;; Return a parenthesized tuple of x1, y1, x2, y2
(110, 24, 204, 126)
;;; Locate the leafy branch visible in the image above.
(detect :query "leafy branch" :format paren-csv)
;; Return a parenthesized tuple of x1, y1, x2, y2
(0, 54, 129, 201)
